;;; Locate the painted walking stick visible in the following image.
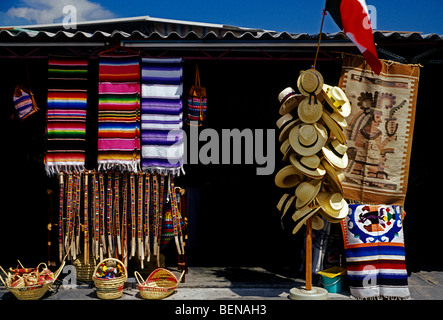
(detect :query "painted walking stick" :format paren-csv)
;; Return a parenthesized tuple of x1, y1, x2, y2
(58, 172, 64, 263)
(144, 173, 151, 261)
(84, 171, 89, 265)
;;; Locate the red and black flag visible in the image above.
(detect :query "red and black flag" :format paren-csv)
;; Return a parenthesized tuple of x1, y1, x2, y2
(326, 0, 382, 74)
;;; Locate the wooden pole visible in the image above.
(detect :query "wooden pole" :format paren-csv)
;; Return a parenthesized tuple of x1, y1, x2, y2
(305, 216, 313, 291)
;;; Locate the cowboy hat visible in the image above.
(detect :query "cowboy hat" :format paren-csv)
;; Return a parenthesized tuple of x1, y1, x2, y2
(276, 193, 296, 219)
(289, 123, 328, 156)
(322, 139, 349, 170)
(278, 87, 304, 115)
(292, 205, 321, 235)
(321, 84, 351, 118)
(277, 113, 300, 142)
(280, 139, 295, 162)
(297, 69, 324, 97)
(316, 191, 349, 221)
(298, 97, 323, 124)
(320, 111, 346, 144)
(290, 154, 326, 179)
(321, 159, 345, 194)
(275, 165, 304, 188)
(294, 179, 322, 209)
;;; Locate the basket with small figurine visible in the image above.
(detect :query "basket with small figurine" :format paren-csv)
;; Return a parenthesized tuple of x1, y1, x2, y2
(93, 258, 127, 299)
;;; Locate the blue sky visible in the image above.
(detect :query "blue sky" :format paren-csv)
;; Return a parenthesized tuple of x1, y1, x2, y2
(0, 0, 442, 35)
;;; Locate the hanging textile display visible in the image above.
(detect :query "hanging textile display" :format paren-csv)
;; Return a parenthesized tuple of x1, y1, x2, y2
(45, 57, 88, 175)
(341, 204, 410, 299)
(339, 55, 420, 206)
(97, 55, 141, 172)
(141, 58, 184, 176)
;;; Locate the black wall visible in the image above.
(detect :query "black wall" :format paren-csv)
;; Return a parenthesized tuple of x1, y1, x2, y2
(0, 56, 439, 273)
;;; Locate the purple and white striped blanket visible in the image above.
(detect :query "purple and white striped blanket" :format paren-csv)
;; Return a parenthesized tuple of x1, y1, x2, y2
(141, 58, 184, 176)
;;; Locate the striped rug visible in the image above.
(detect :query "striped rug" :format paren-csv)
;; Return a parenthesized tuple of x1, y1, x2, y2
(140, 58, 184, 176)
(97, 55, 141, 172)
(341, 204, 410, 299)
(45, 57, 88, 176)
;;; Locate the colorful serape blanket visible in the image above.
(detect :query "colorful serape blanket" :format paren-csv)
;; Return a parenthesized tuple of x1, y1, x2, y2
(340, 203, 410, 299)
(45, 57, 88, 176)
(97, 55, 141, 172)
(141, 58, 184, 175)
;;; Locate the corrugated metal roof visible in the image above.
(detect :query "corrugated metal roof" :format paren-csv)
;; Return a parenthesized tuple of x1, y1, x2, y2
(0, 15, 441, 44)
(1, 28, 442, 43)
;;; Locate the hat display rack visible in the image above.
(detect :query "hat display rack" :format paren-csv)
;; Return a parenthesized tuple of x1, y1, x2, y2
(275, 66, 351, 299)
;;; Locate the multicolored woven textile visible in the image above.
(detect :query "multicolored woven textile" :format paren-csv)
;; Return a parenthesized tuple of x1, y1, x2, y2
(45, 57, 88, 175)
(141, 58, 184, 175)
(339, 56, 420, 206)
(341, 203, 410, 299)
(97, 55, 141, 172)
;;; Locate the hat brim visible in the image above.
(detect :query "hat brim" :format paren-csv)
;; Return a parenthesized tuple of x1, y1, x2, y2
(280, 139, 295, 162)
(279, 94, 304, 115)
(321, 112, 346, 144)
(290, 154, 326, 179)
(279, 119, 300, 142)
(292, 205, 321, 235)
(276, 193, 296, 219)
(274, 165, 304, 188)
(289, 123, 328, 156)
(321, 159, 344, 194)
(316, 192, 349, 220)
(294, 179, 322, 209)
(322, 144, 349, 170)
(311, 215, 325, 230)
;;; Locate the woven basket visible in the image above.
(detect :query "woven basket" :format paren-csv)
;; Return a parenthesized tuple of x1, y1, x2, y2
(135, 268, 185, 300)
(0, 261, 65, 300)
(73, 258, 97, 282)
(93, 258, 127, 300)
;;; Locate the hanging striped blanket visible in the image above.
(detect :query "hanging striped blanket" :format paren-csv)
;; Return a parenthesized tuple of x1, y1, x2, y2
(141, 58, 184, 175)
(340, 203, 410, 299)
(97, 55, 141, 172)
(45, 57, 88, 176)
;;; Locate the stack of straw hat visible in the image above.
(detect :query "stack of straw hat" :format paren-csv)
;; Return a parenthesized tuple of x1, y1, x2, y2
(275, 68, 351, 235)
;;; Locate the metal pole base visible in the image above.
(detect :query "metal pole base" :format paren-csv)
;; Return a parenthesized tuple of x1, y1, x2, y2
(288, 286, 328, 300)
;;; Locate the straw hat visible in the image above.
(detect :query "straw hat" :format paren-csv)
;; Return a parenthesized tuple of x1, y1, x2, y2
(292, 205, 321, 235)
(278, 87, 304, 115)
(294, 179, 322, 209)
(311, 215, 325, 230)
(297, 97, 323, 124)
(277, 113, 300, 143)
(290, 154, 326, 179)
(321, 84, 351, 118)
(289, 123, 328, 156)
(322, 139, 349, 170)
(280, 139, 295, 162)
(276, 193, 296, 219)
(297, 69, 324, 97)
(316, 191, 349, 221)
(275, 165, 304, 188)
(321, 111, 346, 144)
(322, 159, 345, 194)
